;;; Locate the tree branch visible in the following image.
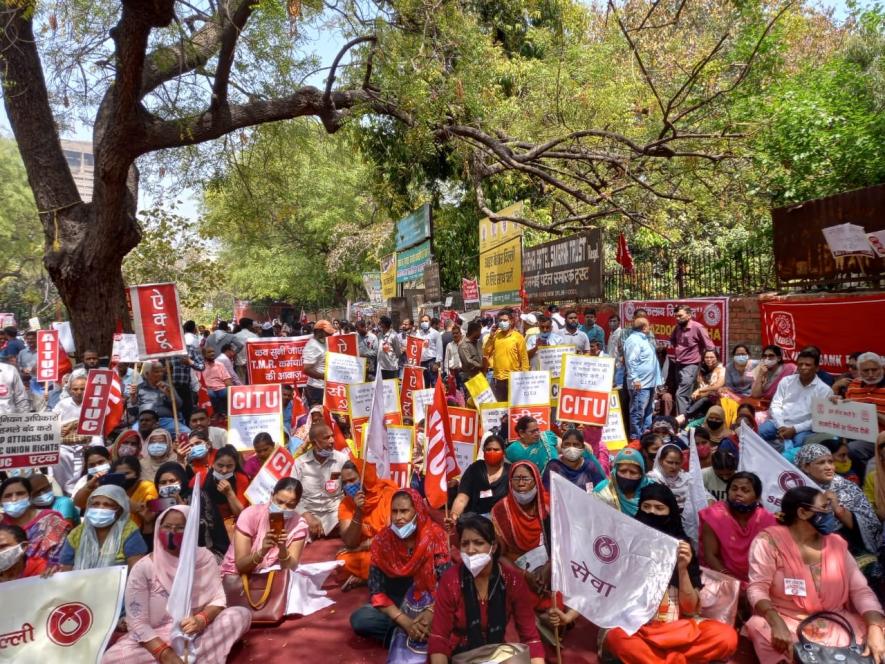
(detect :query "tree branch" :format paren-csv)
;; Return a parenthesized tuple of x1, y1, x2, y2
(210, 0, 255, 111)
(323, 35, 378, 109)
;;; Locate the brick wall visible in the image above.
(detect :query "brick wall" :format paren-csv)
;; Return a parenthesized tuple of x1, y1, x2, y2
(728, 297, 762, 354)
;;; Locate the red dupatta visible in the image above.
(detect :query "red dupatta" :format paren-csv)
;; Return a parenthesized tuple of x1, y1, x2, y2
(491, 460, 549, 555)
(370, 488, 450, 595)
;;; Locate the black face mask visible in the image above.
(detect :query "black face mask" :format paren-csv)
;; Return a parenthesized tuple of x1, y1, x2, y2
(616, 475, 642, 494)
(122, 477, 138, 490)
(636, 511, 670, 532)
(706, 420, 724, 430)
(727, 499, 758, 514)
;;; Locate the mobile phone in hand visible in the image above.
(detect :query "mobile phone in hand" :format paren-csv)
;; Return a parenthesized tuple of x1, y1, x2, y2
(269, 511, 284, 535)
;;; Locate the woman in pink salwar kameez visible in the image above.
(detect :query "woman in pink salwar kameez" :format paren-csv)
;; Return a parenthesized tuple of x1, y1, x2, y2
(745, 486, 885, 664)
(103, 506, 251, 664)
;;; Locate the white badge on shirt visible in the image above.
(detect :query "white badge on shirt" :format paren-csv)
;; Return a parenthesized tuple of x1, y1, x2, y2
(325, 480, 339, 494)
(479, 489, 493, 499)
(784, 578, 807, 597)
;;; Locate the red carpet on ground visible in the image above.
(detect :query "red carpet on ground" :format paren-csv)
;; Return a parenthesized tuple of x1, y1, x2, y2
(229, 537, 759, 663)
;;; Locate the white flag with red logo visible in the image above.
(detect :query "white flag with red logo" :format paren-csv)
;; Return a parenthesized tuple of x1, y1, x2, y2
(737, 421, 819, 513)
(423, 379, 458, 508)
(550, 473, 678, 635)
(364, 370, 391, 479)
(684, 429, 710, 549)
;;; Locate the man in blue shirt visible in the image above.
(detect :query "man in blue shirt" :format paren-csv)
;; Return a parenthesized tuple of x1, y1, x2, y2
(624, 317, 661, 439)
(580, 308, 606, 347)
(0, 326, 24, 364)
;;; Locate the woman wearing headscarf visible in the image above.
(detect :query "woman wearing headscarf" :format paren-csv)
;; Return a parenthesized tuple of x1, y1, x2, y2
(292, 405, 324, 452)
(139, 428, 178, 483)
(745, 486, 885, 664)
(702, 405, 735, 448)
(56, 484, 147, 571)
(196, 445, 249, 557)
(648, 443, 692, 512)
(594, 448, 652, 516)
(795, 443, 881, 561)
(428, 514, 544, 663)
(113, 429, 143, 461)
(337, 459, 400, 587)
(603, 484, 739, 663)
(491, 461, 554, 611)
(102, 505, 252, 664)
(350, 488, 451, 650)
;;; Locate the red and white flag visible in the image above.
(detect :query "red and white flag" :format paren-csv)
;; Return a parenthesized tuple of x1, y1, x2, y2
(35, 330, 60, 383)
(128, 283, 186, 359)
(103, 372, 126, 436)
(364, 371, 390, 479)
(423, 379, 458, 508)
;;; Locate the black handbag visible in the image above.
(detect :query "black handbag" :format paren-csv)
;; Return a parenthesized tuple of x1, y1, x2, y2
(793, 611, 875, 664)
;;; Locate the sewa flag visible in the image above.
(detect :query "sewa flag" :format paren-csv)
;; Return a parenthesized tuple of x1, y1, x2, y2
(0, 566, 126, 663)
(423, 379, 458, 508)
(550, 473, 678, 635)
(364, 371, 390, 479)
(683, 429, 709, 549)
(737, 421, 819, 513)
(167, 472, 203, 659)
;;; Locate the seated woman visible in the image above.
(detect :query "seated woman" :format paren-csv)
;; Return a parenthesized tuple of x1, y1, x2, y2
(243, 432, 276, 479)
(863, 433, 885, 520)
(699, 471, 776, 585)
(0, 524, 47, 581)
(818, 435, 861, 485)
(154, 462, 220, 556)
(648, 443, 691, 513)
(28, 471, 79, 525)
(72, 446, 114, 504)
(724, 343, 758, 398)
(139, 428, 177, 483)
(451, 434, 510, 518)
(682, 349, 725, 421)
(490, 461, 552, 607)
(594, 448, 651, 516)
(102, 506, 252, 664)
(702, 405, 735, 450)
(350, 489, 451, 649)
(603, 484, 739, 664)
(113, 429, 143, 461)
(337, 460, 399, 587)
(795, 443, 881, 560)
(745, 486, 885, 663)
(112, 456, 160, 533)
(199, 445, 250, 557)
(0, 476, 69, 565)
(542, 428, 605, 492)
(220, 477, 307, 581)
(639, 432, 664, 471)
(428, 514, 544, 664)
(748, 345, 796, 412)
(57, 485, 147, 571)
(505, 416, 559, 473)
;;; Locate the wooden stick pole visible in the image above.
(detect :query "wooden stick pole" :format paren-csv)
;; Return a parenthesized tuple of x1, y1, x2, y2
(165, 359, 181, 440)
(552, 590, 562, 664)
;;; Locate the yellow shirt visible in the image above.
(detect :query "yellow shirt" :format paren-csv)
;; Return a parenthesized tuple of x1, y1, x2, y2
(483, 329, 529, 380)
(128, 480, 159, 528)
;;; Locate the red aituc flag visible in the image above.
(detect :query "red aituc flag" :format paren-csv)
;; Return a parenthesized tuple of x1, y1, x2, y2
(423, 379, 458, 508)
(103, 372, 125, 435)
(616, 232, 634, 274)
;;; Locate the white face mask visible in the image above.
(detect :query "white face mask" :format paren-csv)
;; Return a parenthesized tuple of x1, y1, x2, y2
(763, 357, 778, 368)
(561, 446, 583, 462)
(513, 487, 537, 505)
(0, 543, 24, 572)
(461, 552, 493, 577)
(420, 322, 430, 332)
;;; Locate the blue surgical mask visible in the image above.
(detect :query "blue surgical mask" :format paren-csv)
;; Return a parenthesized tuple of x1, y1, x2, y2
(498, 321, 510, 331)
(85, 507, 118, 528)
(188, 444, 208, 460)
(810, 510, 840, 535)
(1, 499, 31, 518)
(7, 468, 33, 478)
(420, 322, 430, 332)
(314, 447, 332, 460)
(147, 443, 169, 457)
(159, 483, 180, 498)
(31, 490, 55, 508)
(539, 332, 551, 341)
(392, 518, 417, 539)
(88, 463, 110, 476)
(734, 354, 749, 364)
(344, 483, 360, 498)
(269, 502, 295, 518)
(213, 470, 234, 482)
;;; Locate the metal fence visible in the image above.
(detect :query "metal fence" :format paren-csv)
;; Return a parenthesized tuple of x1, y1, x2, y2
(604, 248, 777, 301)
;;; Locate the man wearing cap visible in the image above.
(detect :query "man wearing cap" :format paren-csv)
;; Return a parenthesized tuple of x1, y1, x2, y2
(303, 320, 334, 407)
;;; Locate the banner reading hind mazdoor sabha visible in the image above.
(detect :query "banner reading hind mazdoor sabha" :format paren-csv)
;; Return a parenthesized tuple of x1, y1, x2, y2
(479, 203, 524, 308)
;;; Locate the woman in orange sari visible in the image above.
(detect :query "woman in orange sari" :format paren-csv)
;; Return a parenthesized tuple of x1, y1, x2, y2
(337, 459, 399, 589)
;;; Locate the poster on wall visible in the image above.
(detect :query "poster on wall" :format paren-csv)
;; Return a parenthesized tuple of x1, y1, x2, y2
(620, 298, 729, 358)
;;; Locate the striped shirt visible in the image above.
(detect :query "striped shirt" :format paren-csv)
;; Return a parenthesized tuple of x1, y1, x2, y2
(845, 378, 885, 416)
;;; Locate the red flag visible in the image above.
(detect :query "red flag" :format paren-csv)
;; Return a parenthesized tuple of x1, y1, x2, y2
(423, 379, 458, 508)
(290, 390, 307, 430)
(103, 372, 125, 435)
(57, 346, 73, 381)
(322, 407, 351, 455)
(616, 232, 634, 274)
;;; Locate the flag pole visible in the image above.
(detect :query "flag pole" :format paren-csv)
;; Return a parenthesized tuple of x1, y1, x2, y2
(165, 359, 181, 440)
(552, 590, 562, 664)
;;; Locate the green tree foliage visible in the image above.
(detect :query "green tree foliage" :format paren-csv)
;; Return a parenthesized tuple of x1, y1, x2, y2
(0, 138, 59, 319)
(200, 121, 393, 306)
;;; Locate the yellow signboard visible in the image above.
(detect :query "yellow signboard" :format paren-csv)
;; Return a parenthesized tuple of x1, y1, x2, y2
(478, 202, 525, 254)
(380, 253, 397, 300)
(479, 236, 522, 308)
